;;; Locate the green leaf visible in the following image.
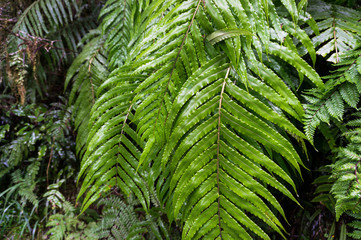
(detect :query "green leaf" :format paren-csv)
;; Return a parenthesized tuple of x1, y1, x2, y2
(207, 28, 253, 45)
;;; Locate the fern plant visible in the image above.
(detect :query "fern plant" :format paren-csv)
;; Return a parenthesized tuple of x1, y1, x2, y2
(310, 113, 361, 239)
(305, 0, 361, 63)
(45, 179, 99, 240)
(302, 4, 361, 230)
(93, 195, 175, 239)
(304, 46, 361, 143)
(4, 0, 361, 238)
(348, 212, 361, 239)
(46, 210, 98, 240)
(70, 0, 328, 239)
(45, 193, 174, 240)
(330, 113, 361, 220)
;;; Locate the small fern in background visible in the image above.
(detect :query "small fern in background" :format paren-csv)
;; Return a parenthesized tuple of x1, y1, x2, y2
(45, 179, 99, 240)
(93, 195, 176, 240)
(304, 46, 361, 143)
(44, 193, 177, 240)
(311, 113, 361, 239)
(306, 0, 361, 63)
(302, 3, 361, 236)
(347, 212, 361, 239)
(331, 113, 361, 220)
(46, 210, 98, 240)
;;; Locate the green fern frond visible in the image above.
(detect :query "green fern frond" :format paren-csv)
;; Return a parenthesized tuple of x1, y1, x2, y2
(348, 212, 361, 239)
(47, 214, 67, 240)
(65, 29, 108, 158)
(130, 0, 205, 143)
(304, 51, 361, 142)
(76, 0, 163, 211)
(18, 187, 38, 206)
(94, 196, 138, 239)
(44, 180, 76, 214)
(93, 195, 170, 240)
(26, 160, 40, 181)
(46, 213, 89, 240)
(328, 114, 361, 221)
(3, 163, 40, 207)
(76, 72, 151, 211)
(305, 0, 361, 63)
(311, 173, 336, 213)
(45, 15, 98, 64)
(99, 0, 146, 69)
(162, 56, 302, 239)
(8, 0, 82, 55)
(75, 0, 323, 239)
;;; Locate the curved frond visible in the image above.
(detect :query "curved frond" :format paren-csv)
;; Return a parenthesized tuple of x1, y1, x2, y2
(66, 29, 109, 157)
(77, 72, 151, 211)
(75, 0, 156, 212)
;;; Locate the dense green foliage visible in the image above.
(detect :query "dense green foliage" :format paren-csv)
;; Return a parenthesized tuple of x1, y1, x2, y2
(1, 0, 361, 239)
(0, 99, 78, 238)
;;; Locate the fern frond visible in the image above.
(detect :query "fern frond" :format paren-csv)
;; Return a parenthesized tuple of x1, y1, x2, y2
(76, 0, 321, 239)
(304, 50, 361, 142)
(93, 195, 170, 239)
(3, 165, 40, 207)
(162, 56, 302, 239)
(329, 114, 361, 220)
(130, 0, 205, 143)
(95, 196, 138, 239)
(77, 72, 151, 211)
(348, 212, 361, 239)
(65, 29, 109, 158)
(8, 0, 81, 55)
(75, 0, 158, 213)
(99, 0, 143, 69)
(306, 0, 361, 63)
(47, 214, 67, 240)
